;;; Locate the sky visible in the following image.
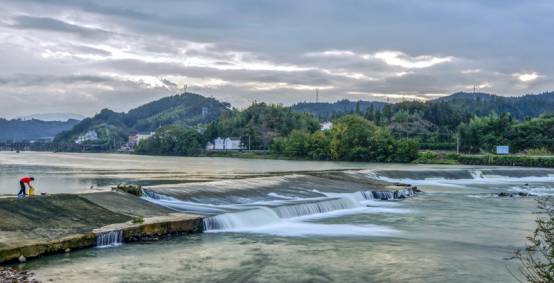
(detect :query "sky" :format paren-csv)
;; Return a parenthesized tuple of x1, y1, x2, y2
(1, 0, 553, 118)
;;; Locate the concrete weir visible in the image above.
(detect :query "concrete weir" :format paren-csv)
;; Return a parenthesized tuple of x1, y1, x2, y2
(0, 192, 203, 264)
(0, 171, 418, 264)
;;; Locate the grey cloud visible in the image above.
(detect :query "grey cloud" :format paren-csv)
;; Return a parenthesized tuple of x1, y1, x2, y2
(1, 0, 554, 117)
(12, 15, 113, 39)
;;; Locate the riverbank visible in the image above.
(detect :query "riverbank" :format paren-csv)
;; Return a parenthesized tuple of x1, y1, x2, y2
(414, 151, 554, 168)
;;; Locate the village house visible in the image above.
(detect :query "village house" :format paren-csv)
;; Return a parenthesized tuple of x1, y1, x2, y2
(75, 130, 98, 144)
(206, 137, 244, 151)
(320, 121, 333, 131)
(127, 132, 155, 148)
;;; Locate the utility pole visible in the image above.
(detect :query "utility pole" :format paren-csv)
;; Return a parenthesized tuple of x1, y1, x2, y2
(456, 134, 460, 155)
(183, 84, 188, 95)
(315, 88, 319, 103)
(248, 135, 251, 151)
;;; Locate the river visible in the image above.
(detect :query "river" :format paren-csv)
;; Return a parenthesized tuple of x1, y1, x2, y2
(1, 152, 552, 282)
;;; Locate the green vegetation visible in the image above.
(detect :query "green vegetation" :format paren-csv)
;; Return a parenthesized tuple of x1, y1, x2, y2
(48, 91, 554, 166)
(54, 93, 229, 148)
(272, 114, 419, 162)
(515, 197, 554, 282)
(459, 113, 554, 154)
(457, 155, 554, 168)
(205, 102, 319, 150)
(135, 126, 205, 156)
(413, 151, 459, 165)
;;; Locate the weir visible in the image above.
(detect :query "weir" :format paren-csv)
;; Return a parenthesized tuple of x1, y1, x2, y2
(96, 230, 123, 248)
(142, 182, 419, 235)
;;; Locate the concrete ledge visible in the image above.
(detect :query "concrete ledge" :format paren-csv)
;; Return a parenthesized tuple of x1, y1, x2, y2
(0, 193, 204, 264)
(95, 214, 204, 242)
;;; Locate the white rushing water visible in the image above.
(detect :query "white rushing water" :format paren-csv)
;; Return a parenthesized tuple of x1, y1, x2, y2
(369, 169, 554, 189)
(143, 189, 414, 237)
(96, 230, 123, 248)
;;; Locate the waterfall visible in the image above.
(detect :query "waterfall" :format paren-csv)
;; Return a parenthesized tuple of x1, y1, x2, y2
(96, 230, 123, 248)
(141, 185, 418, 236)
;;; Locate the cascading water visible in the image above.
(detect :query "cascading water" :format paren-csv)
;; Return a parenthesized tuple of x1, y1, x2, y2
(143, 186, 417, 237)
(96, 230, 123, 248)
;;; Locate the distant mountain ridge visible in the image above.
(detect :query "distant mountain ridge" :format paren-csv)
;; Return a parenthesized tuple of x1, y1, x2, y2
(54, 92, 231, 146)
(291, 92, 554, 120)
(17, 113, 86, 122)
(431, 91, 554, 119)
(291, 99, 387, 119)
(0, 119, 80, 141)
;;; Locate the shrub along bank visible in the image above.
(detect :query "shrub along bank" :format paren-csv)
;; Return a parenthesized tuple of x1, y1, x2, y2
(457, 155, 554, 168)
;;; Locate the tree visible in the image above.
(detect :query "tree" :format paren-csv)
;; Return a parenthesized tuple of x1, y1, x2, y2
(514, 197, 554, 282)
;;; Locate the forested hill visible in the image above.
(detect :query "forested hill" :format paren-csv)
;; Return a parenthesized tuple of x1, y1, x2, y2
(291, 99, 387, 119)
(431, 91, 554, 119)
(54, 93, 231, 145)
(292, 92, 554, 121)
(0, 119, 80, 141)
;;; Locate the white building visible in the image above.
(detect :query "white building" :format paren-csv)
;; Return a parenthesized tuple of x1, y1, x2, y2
(136, 132, 155, 144)
(320, 121, 333, 131)
(206, 137, 244, 151)
(128, 132, 155, 148)
(75, 130, 98, 144)
(224, 137, 242, 150)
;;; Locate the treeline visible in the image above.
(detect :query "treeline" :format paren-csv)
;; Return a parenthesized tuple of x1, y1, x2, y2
(136, 105, 419, 163)
(271, 114, 419, 162)
(459, 113, 554, 154)
(204, 103, 320, 150)
(135, 126, 205, 156)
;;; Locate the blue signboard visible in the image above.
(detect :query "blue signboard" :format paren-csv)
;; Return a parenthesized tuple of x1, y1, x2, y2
(496, 146, 509, 155)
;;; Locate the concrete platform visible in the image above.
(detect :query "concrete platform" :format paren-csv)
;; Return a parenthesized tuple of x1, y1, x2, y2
(0, 192, 203, 264)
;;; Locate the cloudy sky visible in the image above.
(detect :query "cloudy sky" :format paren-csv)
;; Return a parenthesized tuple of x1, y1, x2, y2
(1, 0, 553, 118)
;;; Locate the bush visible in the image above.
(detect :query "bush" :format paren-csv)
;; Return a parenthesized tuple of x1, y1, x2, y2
(272, 114, 420, 163)
(526, 148, 552, 156)
(458, 155, 554, 168)
(514, 197, 554, 282)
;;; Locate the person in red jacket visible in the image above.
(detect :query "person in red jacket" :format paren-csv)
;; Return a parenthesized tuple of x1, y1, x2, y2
(18, 176, 34, 197)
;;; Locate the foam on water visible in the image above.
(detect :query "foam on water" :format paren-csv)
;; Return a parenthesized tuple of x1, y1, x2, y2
(143, 188, 415, 237)
(369, 169, 554, 188)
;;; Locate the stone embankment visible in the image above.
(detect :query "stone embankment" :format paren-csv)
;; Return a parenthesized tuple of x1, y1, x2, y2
(0, 190, 203, 264)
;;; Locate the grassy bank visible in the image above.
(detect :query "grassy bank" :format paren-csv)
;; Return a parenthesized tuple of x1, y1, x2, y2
(457, 154, 554, 168)
(414, 151, 554, 168)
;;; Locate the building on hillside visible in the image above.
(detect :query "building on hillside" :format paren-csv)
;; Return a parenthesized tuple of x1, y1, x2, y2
(202, 107, 209, 117)
(224, 137, 242, 150)
(75, 130, 98, 144)
(320, 121, 333, 131)
(127, 132, 155, 148)
(206, 137, 244, 151)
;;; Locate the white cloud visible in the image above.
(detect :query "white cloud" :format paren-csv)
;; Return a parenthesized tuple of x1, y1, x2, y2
(514, 72, 539, 82)
(347, 91, 446, 101)
(371, 51, 453, 69)
(305, 50, 356, 57)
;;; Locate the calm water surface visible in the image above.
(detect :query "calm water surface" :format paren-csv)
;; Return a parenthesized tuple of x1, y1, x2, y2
(1, 152, 550, 282)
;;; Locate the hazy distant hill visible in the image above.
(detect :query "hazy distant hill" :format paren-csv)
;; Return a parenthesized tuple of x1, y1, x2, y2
(17, 113, 86, 122)
(432, 91, 554, 119)
(291, 99, 387, 119)
(54, 92, 231, 145)
(0, 119, 80, 141)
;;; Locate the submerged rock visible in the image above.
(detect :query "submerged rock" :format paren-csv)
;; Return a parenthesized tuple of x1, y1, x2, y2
(497, 192, 535, 197)
(0, 267, 39, 282)
(112, 184, 143, 197)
